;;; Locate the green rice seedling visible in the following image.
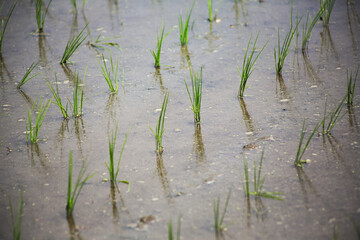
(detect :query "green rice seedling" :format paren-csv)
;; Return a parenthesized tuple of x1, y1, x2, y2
(178, 1, 195, 46)
(106, 125, 130, 186)
(320, 0, 335, 25)
(321, 96, 346, 135)
(149, 92, 169, 154)
(207, 0, 213, 22)
(168, 216, 181, 240)
(184, 66, 202, 123)
(0, 0, 17, 53)
(88, 33, 121, 50)
(60, 24, 88, 64)
(98, 53, 119, 93)
(238, 33, 268, 97)
(251, 150, 284, 200)
(26, 97, 51, 143)
(47, 74, 69, 119)
(35, 0, 52, 33)
(8, 190, 23, 240)
(70, 0, 77, 10)
(294, 119, 321, 167)
(213, 188, 231, 233)
(301, 7, 324, 53)
(346, 66, 359, 106)
(150, 23, 172, 68)
(274, 0, 301, 75)
(17, 61, 40, 89)
(68, 67, 87, 117)
(66, 150, 95, 215)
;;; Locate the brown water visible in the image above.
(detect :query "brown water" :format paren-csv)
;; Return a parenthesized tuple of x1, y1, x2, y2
(1, 0, 360, 239)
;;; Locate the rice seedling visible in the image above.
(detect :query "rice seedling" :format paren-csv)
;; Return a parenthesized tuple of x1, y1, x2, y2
(150, 23, 172, 68)
(320, 0, 335, 25)
(346, 66, 359, 106)
(208, 0, 213, 22)
(0, 0, 17, 53)
(97, 53, 119, 93)
(68, 67, 87, 118)
(294, 119, 321, 167)
(274, 0, 301, 75)
(60, 24, 88, 64)
(213, 188, 231, 233)
(333, 225, 339, 240)
(8, 190, 23, 240)
(17, 61, 40, 89)
(47, 74, 69, 119)
(238, 33, 268, 97)
(88, 33, 121, 50)
(149, 92, 169, 154)
(184, 66, 202, 124)
(178, 1, 195, 46)
(70, 0, 77, 10)
(243, 151, 284, 200)
(26, 97, 51, 143)
(168, 215, 181, 240)
(35, 0, 52, 33)
(321, 96, 346, 135)
(66, 150, 95, 215)
(106, 125, 130, 187)
(301, 6, 324, 54)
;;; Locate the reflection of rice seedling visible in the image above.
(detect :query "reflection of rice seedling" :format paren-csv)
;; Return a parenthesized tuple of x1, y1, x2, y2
(26, 97, 51, 143)
(184, 66, 202, 124)
(150, 23, 172, 68)
(106, 125, 130, 186)
(321, 96, 346, 135)
(320, 0, 335, 25)
(0, 0, 17, 53)
(347, 67, 359, 106)
(98, 53, 119, 93)
(66, 150, 95, 215)
(294, 119, 320, 167)
(88, 34, 121, 50)
(17, 61, 40, 89)
(243, 151, 284, 200)
(149, 92, 169, 154)
(168, 216, 181, 240)
(179, 1, 195, 46)
(213, 188, 231, 233)
(47, 74, 69, 119)
(68, 68, 87, 118)
(60, 25, 88, 64)
(238, 33, 267, 97)
(35, 0, 52, 33)
(274, 0, 301, 75)
(8, 190, 23, 240)
(301, 7, 323, 53)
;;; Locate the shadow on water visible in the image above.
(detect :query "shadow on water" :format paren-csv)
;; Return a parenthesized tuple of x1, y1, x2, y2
(105, 93, 121, 130)
(27, 143, 49, 171)
(319, 26, 339, 63)
(275, 74, 292, 103)
(62, 64, 76, 86)
(155, 154, 172, 202)
(109, 182, 130, 223)
(302, 53, 322, 85)
(238, 98, 257, 141)
(66, 213, 83, 240)
(154, 68, 166, 94)
(17, 89, 34, 108)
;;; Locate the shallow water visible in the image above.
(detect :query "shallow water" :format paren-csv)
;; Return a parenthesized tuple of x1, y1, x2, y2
(1, 0, 360, 239)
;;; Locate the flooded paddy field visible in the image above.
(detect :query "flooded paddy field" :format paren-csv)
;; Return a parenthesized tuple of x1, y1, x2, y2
(0, 0, 360, 239)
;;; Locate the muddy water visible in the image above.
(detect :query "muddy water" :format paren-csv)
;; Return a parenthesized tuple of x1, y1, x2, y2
(0, 0, 360, 239)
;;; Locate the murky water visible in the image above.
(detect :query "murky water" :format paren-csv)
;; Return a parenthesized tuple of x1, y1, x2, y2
(1, 0, 360, 239)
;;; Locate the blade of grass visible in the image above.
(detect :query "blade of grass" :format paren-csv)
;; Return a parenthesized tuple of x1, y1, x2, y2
(150, 23, 173, 68)
(35, 0, 53, 33)
(347, 66, 359, 106)
(8, 190, 23, 240)
(17, 61, 40, 89)
(60, 24, 88, 64)
(184, 66, 202, 123)
(97, 53, 119, 93)
(179, 1, 195, 46)
(26, 97, 51, 143)
(47, 74, 69, 119)
(0, 0, 17, 53)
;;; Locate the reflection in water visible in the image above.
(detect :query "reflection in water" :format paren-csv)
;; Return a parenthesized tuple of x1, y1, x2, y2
(56, 119, 70, 161)
(180, 46, 191, 69)
(245, 197, 251, 227)
(275, 75, 292, 106)
(105, 93, 120, 130)
(204, 22, 220, 52)
(232, 0, 247, 28)
(66, 214, 83, 240)
(0, 54, 12, 89)
(69, 13, 78, 39)
(74, 118, 86, 154)
(254, 196, 266, 221)
(18, 89, 34, 108)
(347, 2, 359, 57)
(107, 0, 120, 29)
(295, 167, 319, 210)
(319, 27, 339, 62)
(347, 106, 359, 133)
(156, 154, 172, 201)
(192, 124, 206, 168)
(38, 35, 48, 64)
(62, 64, 76, 85)
(302, 53, 321, 84)
(154, 68, 166, 94)
(27, 143, 49, 170)
(238, 98, 255, 135)
(110, 182, 120, 222)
